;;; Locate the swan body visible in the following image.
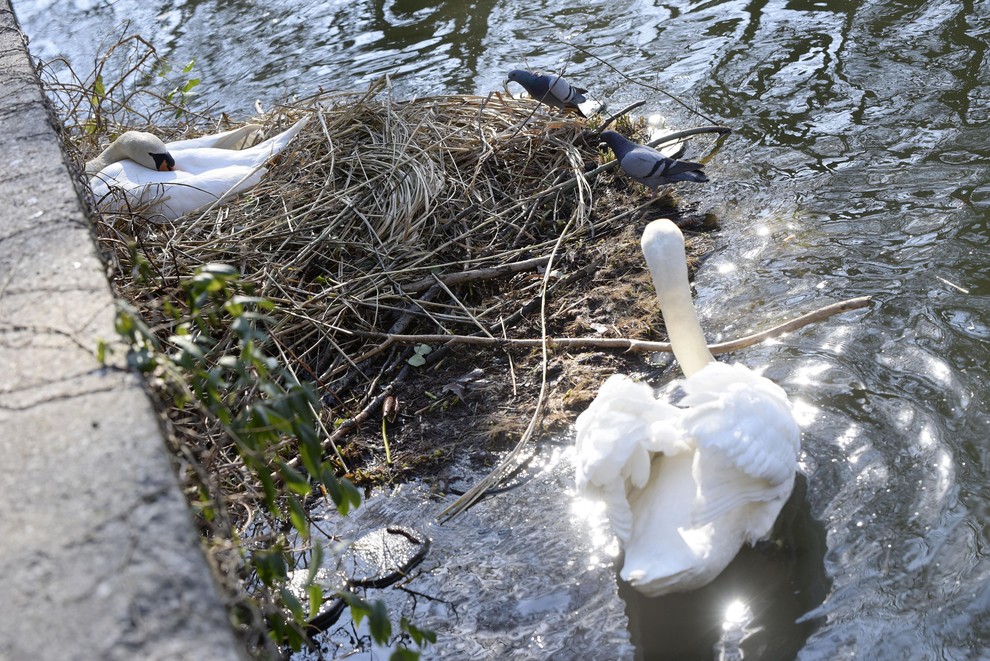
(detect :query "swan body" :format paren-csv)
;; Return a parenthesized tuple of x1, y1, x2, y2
(600, 130, 708, 194)
(574, 219, 800, 597)
(87, 118, 308, 220)
(507, 69, 588, 117)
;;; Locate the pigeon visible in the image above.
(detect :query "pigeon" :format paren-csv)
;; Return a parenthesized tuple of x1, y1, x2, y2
(507, 69, 588, 117)
(600, 130, 708, 194)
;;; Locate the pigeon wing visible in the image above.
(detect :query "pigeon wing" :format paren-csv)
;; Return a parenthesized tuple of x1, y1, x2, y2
(619, 147, 670, 180)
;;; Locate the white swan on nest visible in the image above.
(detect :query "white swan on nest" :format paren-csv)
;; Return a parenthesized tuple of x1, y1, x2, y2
(575, 218, 800, 597)
(86, 117, 309, 220)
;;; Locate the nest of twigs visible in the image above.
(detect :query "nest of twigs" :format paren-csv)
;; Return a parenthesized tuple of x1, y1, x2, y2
(75, 74, 720, 485)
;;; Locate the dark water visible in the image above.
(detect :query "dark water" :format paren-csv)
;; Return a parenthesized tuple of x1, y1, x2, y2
(16, 0, 990, 658)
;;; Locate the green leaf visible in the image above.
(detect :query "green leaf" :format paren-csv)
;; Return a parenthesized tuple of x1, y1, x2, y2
(287, 495, 308, 538)
(401, 617, 437, 647)
(169, 334, 205, 367)
(280, 586, 305, 621)
(368, 599, 391, 643)
(339, 591, 370, 626)
(230, 294, 275, 310)
(307, 584, 323, 620)
(114, 310, 134, 337)
(253, 547, 288, 587)
(407, 343, 432, 367)
(200, 262, 239, 277)
(182, 58, 196, 73)
(217, 355, 242, 371)
(304, 544, 324, 619)
(298, 432, 323, 477)
(279, 460, 311, 498)
(322, 469, 362, 514)
(257, 470, 280, 518)
(390, 649, 420, 661)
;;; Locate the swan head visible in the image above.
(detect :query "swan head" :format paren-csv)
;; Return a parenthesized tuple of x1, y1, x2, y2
(114, 131, 176, 171)
(87, 131, 176, 175)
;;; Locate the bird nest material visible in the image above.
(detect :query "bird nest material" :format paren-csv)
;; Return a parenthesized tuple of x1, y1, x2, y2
(73, 76, 723, 491)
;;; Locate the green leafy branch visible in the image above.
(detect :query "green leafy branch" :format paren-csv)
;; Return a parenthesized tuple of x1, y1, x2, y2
(106, 263, 434, 655)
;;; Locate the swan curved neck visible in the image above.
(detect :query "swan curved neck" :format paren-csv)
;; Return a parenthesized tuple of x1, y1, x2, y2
(85, 143, 122, 175)
(641, 219, 714, 377)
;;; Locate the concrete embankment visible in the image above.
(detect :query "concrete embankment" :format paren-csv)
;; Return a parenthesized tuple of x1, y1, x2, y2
(0, 4, 242, 659)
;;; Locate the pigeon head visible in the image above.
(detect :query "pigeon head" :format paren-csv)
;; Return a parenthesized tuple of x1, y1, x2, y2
(507, 69, 538, 86)
(600, 130, 635, 159)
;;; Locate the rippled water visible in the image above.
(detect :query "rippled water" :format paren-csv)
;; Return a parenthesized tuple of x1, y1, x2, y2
(15, 0, 990, 658)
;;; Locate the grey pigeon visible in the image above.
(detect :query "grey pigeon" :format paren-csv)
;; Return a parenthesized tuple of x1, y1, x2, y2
(507, 69, 588, 117)
(600, 130, 708, 194)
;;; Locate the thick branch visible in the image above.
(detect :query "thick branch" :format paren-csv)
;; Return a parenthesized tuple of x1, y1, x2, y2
(402, 255, 551, 294)
(354, 296, 872, 355)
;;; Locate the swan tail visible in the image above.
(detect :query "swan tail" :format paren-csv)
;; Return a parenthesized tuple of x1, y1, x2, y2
(253, 116, 310, 159)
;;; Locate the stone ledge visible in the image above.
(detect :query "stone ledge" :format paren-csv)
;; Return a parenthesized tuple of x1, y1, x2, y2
(0, 4, 243, 659)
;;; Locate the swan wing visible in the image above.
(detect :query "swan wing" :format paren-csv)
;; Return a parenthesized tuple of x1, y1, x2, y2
(169, 117, 309, 174)
(575, 375, 688, 541)
(165, 124, 264, 151)
(680, 363, 800, 527)
(89, 162, 266, 219)
(575, 375, 686, 489)
(154, 166, 268, 218)
(601, 478, 636, 543)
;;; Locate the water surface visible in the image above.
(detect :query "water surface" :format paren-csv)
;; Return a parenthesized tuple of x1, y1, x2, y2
(15, 0, 990, 658)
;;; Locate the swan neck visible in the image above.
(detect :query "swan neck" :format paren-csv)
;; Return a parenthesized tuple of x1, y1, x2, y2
(85, 143, 122, 175)
(642, 220, 714, 377)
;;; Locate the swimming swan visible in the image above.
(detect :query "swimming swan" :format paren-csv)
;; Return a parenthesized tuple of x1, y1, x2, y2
(87, 118, 309, 220)
(574, 218, 800, 597)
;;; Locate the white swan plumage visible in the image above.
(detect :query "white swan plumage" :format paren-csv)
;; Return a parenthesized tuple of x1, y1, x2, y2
(87, 117, 309, 220)
(575, 218, 800, 597)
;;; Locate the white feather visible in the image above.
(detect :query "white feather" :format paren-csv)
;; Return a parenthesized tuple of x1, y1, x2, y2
(88, 117, 309, 221)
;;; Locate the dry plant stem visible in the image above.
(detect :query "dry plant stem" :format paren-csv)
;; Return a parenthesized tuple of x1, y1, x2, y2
(370, 296, 873, 355)
(599, 100, 647, 132)
(439, 149, 592, 522)
(402, 255, 552, 294)
(432, 275, 495, 339)
(322, 285, 442, 384)
(559, 38, 722, 126)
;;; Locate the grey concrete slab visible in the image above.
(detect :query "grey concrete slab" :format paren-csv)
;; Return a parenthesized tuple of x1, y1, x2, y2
(0, 4, 243, 659)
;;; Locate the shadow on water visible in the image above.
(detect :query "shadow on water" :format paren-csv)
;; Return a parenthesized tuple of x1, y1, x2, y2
(620, 475, 830, 661)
